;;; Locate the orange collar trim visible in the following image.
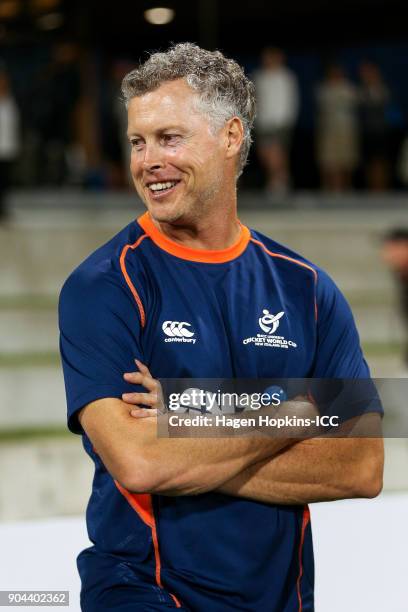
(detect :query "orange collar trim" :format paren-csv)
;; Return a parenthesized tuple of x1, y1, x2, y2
(137, 212, 250, 263)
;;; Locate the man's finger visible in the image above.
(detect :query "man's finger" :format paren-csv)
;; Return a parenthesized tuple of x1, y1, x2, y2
(135, 359, 151, 377)
(130, 408, 158, 418)
(123, 371, 159, 393)
(123, 371, 143, 383)
(122, 391, 158, 405)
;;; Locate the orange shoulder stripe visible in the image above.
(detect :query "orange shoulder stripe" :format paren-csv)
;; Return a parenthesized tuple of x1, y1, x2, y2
(119, 234, 148, 328)
(250, 237, 318, 322)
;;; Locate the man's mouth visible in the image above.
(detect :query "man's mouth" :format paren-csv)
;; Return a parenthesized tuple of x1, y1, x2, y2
(147, 180, 180, 197)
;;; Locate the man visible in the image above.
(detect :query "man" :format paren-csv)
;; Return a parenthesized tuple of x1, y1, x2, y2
(315, 64, 359, 192)
(59, 43, 383, 611)
(0, 66, 20, 219)
(382, 228, 408, 365)
(253, 47, 299, 193)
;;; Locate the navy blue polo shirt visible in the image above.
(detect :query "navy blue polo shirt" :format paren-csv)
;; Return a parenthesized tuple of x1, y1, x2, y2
(59, 211, 377, 611)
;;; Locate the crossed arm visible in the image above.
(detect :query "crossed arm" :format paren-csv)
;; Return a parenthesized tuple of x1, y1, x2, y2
(79, 396, 296, 496)
(218, 432, 383, 504)
(78, 362, 384, 504)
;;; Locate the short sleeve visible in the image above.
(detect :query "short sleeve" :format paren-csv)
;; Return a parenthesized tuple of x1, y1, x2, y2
(311, 269, 369, 378)
(59, 266, 144, 434)
(310, 269, 383, 418)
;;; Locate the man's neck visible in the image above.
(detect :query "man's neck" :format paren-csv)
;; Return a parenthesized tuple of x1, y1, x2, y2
(149, 198, 241, 251)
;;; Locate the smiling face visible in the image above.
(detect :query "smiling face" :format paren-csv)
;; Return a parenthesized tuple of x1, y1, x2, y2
(127, 79, 239, 225)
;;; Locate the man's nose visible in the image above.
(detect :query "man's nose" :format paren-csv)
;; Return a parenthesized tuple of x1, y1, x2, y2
(142, 142, 165, 171)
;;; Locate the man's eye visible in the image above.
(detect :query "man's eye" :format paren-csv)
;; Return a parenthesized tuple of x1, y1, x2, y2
(130, 140, 144, 149)
(163, 134, 180, 144)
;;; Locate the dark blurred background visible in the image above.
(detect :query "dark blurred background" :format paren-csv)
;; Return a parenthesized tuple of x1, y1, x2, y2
(1, 0, 408, 200)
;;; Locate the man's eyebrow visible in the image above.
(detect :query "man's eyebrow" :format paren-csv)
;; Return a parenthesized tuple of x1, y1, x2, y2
(127, 125, 187, 138)
(127, 132, 140, 139)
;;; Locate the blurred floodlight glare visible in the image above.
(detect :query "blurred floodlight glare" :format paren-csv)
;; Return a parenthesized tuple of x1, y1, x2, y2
(0, 0, 21, 19)
(144, 7, 175, 25)
(30, 0, 60, 14)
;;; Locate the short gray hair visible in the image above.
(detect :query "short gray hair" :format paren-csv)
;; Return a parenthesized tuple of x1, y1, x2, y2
(121, 43, 256, 176)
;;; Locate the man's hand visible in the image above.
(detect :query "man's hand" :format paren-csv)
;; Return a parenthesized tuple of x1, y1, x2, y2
(122, 364, 322, 439)
(122, 359, 162, 419)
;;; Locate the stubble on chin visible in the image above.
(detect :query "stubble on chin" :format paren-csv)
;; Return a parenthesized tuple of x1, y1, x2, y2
(146, 200, 187, 225)
(143, 173, 223, 226)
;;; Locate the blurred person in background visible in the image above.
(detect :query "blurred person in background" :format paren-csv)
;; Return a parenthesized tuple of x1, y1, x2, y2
(254, 47, 299, 193)
(28, 42, 81, 185)
(101, 60, 134, 189)
(0, 65, 20, 220)
(397, 130, 408, 188)
(316, 64, 359, 192)
(382, 229, 408, 365)
(359, 61, 391, 191)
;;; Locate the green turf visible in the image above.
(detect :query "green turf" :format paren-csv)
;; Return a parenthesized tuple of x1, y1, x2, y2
(361, 341, 404, 357)
(0, 426, 71, 442)
(0, 352, 60, 367)
(0, 295, 57, 311)
(344, 291, 395, 307)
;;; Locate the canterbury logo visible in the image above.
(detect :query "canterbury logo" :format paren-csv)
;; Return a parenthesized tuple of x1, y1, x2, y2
(162, 321, 195, 338)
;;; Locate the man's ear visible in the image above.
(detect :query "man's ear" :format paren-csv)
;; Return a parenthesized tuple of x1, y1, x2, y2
(225, 117, 244, 160)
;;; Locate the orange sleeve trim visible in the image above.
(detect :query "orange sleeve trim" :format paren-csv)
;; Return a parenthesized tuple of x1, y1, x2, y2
(296, 505, 311, 612)
(119, 234, 148, 328)
(114, 481, 182, 608)
(250, 238, 318, 322)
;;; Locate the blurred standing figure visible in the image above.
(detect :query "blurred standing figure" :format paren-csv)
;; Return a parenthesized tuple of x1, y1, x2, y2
(316, 64, 359, 191)
(29, 42, 81, 185)
(0, 67, 20, 219)
(359, 61, 390, 191)
(254, 48, 299, 193)
(102, 60, 134, 189)
(382, 229, 408, 365)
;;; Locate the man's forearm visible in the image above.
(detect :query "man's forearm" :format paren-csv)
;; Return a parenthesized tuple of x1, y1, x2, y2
(130, 399, 319, 496)
(80, 398, 294, 496)
(125, 416, 295, 496)
(118, 363, 321, 496)
(217, 436, 384, 504)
